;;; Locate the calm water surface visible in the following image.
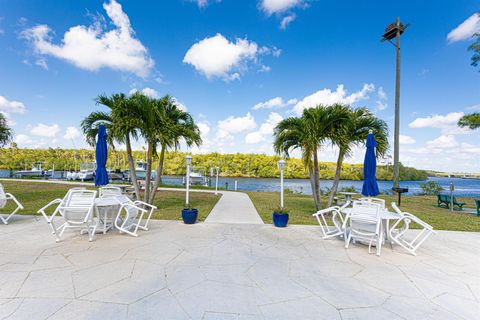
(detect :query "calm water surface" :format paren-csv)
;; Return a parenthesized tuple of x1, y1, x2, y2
(1, 169, 478, 196)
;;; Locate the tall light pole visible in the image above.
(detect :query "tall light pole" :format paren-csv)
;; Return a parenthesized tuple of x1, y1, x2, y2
(382, 17, 409, 189)
(278, 160, 286, 210)
(185, 155, 192, 207)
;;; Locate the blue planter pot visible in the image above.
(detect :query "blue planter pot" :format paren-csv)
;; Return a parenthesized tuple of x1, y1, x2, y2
(182, 208, 198, 224)
(272, 212, 289, 228)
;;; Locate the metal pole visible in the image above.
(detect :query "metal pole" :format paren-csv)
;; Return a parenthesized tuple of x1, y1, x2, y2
(186, 163, 190, 207)
(215, 167, 219, 195)
(280, 168, 284, 210)
(393, 17, 401, 189)
(234, 180, 238, 191)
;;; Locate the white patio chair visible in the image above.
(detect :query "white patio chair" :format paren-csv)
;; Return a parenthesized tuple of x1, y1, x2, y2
(389, 203, 436, 256)
(38, 189, 98, 242)
(358, 197, 385, 209)
(312, 201, 350, 239)
(99, 186, 122, 198)
(114, 200, 157, 237)
(0, 183, 24, 224)
(343, 200, 383, 256)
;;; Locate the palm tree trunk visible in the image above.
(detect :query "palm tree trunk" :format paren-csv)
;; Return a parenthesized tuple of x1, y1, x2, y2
(308, 163, 319, 211)
(328, 149, 345, 207)
(149, 145, 165, 203)
(313, 147, 321, 210)
(144, 141, 154, 203)
(125, 135, 140, 200)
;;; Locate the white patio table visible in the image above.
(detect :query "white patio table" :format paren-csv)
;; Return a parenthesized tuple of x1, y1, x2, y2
(94, 195, 131, 234)
(342, 207, 402, 242)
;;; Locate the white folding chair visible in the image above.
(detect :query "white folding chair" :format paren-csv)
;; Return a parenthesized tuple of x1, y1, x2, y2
(99, 186, 122, 198)
(0, 183, 24, 224)
(389, 203, 436, 256)
(358, 197, 385, 209)
(38, 189, 98, 242)
(312, 201, 350, 239)
(343, 201, 383, 256)
(114, 200, 157, 237)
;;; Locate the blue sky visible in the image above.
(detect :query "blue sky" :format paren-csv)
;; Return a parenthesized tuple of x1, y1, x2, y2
(0, 0, 479, 172)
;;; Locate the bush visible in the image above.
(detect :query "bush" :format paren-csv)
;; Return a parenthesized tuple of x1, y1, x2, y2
(420, 181, 444, 195)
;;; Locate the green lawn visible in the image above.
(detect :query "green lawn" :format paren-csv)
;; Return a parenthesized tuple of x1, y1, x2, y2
(0, 180, 221, 222)
(247, 191, 480, 232)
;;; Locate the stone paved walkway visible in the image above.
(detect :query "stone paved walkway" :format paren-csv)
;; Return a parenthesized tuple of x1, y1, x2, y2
(205, 191, 263, 225)
(0, 216, 478, 319)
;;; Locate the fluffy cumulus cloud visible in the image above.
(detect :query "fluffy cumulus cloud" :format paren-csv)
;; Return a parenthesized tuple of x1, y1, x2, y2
(447, 12, 480, 42)
(375, 87, 388, 111)
(21, 0, 154, 77)
(129, 87, 159, 98)
(183, 33, 279, 81)
(408, 112, 469, 135)
(293, 83, 375, 115)
(245, 112, 283, 144)
(260, 0, 305, 29)
(0, 95, 26, 114)
(399, 134, 415, 145)
(215, 113, 257, 146)
(63, 126, 81, 140)
(30, 123, 60, 138)
(14, 134, 33, 145)
(260, 0, 302, 15)
(252, 97, 296, 110)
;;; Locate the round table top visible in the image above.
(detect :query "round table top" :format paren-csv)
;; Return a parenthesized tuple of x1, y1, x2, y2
(338, 192, 357, 196)
(342, 207, 401, 220)
(95, 195, 130, 207)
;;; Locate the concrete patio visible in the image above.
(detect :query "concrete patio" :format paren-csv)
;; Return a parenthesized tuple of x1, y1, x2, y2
(0, 216, 479, 320)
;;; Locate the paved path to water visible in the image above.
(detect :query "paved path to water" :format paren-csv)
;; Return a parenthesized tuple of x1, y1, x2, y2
(205, 191, 264, 225)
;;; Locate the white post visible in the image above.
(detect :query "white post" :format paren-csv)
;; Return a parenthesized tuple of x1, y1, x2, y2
(278, 160, 286, 210)
(234, 180, 238, 191)
(215, 167, 219, 195)
(186, 156, 192, 207)
(52, 164, 55, 180)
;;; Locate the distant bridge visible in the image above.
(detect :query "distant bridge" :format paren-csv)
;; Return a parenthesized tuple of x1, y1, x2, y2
(434, 172, 480, 179)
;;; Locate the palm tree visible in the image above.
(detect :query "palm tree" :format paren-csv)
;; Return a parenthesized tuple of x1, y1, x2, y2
(327, 106, 389, 207)
(458, 113, 480, 129)
(274, 105, 348, 210)
(81, 93, 142, 200)
(149, 95, 202, 203)
(0, 113, 13, 147)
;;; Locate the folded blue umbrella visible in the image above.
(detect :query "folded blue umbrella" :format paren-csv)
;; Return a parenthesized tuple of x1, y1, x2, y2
(362, 132, 380, 197)
(95, 124, 109, 187)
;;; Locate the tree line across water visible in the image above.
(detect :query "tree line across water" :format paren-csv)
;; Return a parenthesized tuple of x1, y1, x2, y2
(0, 147, 428, 182)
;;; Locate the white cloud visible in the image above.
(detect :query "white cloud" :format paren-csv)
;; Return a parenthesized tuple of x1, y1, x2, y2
(191, 0, 221, 8)
(375, 86, 387, 111)
(245, 112, 283, 144)
(21, 0, 154, 77)
(218, 112, 257, 134)
(426, 135, 458, 149)
(14, 134, 32, 145)
(252, 97, 296, 110)
(447, 13, 480, 42)
(408, 112, 469, 135)
(399, 134, 415, 145)
(129, 87, 159, 98)
(172, 97, 187, 111)
(183, 33, 278, 81)
(0, 96, 26, 113)
(64, 126, 81, 140)
(30, 123, 60, 138)
(260, 0, 302, 15)
(293, 83, 375, 115)
(280, 14, 296, 29)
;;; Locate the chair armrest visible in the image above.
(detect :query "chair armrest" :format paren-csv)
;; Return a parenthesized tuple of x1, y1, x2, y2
(37, 198, 63, 221)
(121, 202, 149, 214)
(312, 206, 340, 217)
(133, 200, 157, 210)
(5, 193, 24, 209)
